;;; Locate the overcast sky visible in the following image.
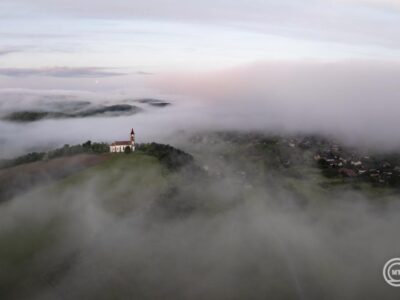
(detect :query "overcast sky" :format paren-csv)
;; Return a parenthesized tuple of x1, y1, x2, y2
(1, 0, 399, 77)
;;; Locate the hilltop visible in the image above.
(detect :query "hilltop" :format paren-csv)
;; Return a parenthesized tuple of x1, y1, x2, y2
(2, 131, 400, 204)
(0, 141, 194, 202)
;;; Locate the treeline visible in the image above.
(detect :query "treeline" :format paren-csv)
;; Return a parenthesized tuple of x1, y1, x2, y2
(0, 141, 195, 171)
(0, 141, 109, 169)
(4, 111, 58, 122)
(137, 143, 194, 170)
(3, 105, 141, 123)
(48, 141, 109, 158)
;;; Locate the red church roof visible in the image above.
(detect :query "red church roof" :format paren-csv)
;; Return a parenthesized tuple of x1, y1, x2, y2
(111, 141, 131, 146)
(111, 129, 135, 146)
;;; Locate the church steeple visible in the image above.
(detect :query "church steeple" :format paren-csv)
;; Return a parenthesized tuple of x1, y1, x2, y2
(130, 128, 135, 145)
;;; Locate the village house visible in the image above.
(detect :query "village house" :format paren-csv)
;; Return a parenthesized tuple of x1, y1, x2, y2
(110, 129, 136, 153)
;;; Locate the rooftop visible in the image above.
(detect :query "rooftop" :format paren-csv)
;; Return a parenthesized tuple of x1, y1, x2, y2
(111, 141, 131, 146)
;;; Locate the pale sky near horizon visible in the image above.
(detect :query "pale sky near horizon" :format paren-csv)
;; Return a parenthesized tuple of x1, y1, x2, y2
(0, 0, 400, 91)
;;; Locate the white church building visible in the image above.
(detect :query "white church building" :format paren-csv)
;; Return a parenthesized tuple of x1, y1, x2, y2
(110, 128, 136, 153)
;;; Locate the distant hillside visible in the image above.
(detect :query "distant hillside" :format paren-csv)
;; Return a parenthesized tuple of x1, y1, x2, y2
(187, 131, 400, 193)
(2, 98, 172, 122)
(3, 104, 142, 122)
(2, 131, 400, 204)
(135, 98, 171, 107)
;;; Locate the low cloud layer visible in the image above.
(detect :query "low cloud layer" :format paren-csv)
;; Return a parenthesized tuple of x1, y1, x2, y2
(0, 47, 22, 56)
(0, 67, 125, 78)
(152, 60, 400, 150)
(1, 60, 400, 157)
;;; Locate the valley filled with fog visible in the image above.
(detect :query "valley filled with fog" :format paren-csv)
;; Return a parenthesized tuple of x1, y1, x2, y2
(2, 0, 400, 298)
(1, 65, 400, 298)
(1, 127, 400, 299)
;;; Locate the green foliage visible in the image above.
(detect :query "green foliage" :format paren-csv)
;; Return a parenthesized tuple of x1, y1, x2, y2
(82, 140, 91, 148)
(0, 152, 46, 169)
(47, 141, 109, 159)
(124, 146, 132, 154)
(0, 141, 192, 171)
(90, 142, 110, 153)
(137, 142, 193, 170)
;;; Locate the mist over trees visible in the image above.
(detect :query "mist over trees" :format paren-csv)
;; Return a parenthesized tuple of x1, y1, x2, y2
(0, 131, 399, 299)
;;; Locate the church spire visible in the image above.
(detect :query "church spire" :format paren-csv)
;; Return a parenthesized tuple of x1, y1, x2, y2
(130, 128, 135, 145)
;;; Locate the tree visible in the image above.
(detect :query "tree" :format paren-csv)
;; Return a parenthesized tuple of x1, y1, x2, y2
(124, 146, 132, 154)
(82, 140, 92, 148)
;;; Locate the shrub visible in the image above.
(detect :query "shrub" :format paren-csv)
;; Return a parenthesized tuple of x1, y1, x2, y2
(124, 146, 132, 154)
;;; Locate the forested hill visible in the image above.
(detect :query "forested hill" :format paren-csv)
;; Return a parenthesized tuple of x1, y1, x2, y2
(0, 142, 195, 202)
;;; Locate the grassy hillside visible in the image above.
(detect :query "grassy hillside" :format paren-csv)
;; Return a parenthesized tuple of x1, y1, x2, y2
(56, 152, 170, 215)
(0, 154, 110, 202)
(0, 141, 194, 203)
(0, 152, 173, 299)
(1, 134, 399, 299)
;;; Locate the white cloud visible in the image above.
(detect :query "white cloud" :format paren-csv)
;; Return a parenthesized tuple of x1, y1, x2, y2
(338, 0, 400, 9)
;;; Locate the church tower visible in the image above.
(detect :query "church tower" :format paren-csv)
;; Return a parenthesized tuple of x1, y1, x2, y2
(130, 128, 136, 150)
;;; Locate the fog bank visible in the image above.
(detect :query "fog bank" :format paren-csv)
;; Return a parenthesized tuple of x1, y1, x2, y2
(1, 60, 400, 157)
(0, 135, 399, 299)
(153, 60, 400, 149)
